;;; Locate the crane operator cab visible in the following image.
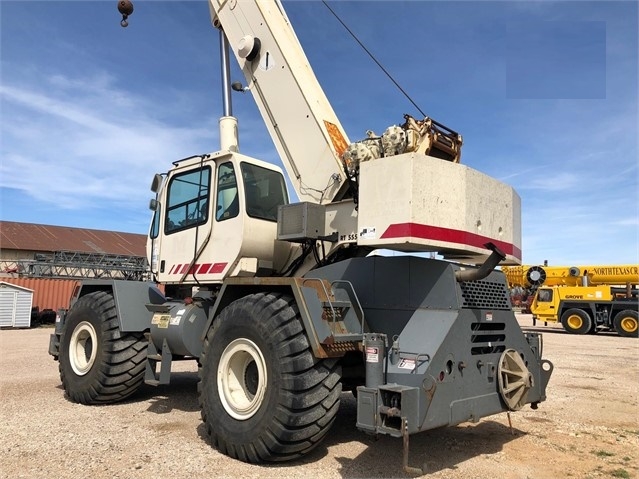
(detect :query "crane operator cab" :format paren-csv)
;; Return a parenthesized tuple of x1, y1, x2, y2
(147, 151, 290, 288)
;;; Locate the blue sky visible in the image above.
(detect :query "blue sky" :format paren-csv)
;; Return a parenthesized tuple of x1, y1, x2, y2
(1, 0, 637, 265)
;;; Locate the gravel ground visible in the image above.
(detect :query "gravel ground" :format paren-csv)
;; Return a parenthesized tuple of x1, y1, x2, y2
(1, 315, 637, 479)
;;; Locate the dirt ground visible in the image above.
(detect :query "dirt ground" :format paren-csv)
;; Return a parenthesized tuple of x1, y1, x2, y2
(1, 315, 637, 479)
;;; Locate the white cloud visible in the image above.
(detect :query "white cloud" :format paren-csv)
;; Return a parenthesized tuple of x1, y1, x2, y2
(612, 217, 639, 227)
(522, 172, 581, 192)
(0, 62, 284, 233)
(521, 201, 639, 264)
(1, 73, 216, 211)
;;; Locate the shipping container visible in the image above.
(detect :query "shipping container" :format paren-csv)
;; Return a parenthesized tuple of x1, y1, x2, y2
(0, 277, 77, 313)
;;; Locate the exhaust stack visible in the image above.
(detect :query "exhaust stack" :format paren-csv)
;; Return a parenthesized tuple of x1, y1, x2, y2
(219, 30, 239, 152)
(455, 242, 506, 282)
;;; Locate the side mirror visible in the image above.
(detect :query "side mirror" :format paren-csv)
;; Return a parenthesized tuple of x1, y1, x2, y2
(150, 174, 163, 193)
(149, 198, 159, 211)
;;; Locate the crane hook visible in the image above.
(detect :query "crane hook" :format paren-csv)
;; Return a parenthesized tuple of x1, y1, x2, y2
(117, 0, 134, 27)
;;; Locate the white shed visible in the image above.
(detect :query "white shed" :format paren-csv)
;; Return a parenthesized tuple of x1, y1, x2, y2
(0, 281, 34, 328)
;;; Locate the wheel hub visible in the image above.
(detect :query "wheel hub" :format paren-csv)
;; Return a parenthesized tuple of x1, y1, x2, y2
(566, 315, 583, 330)
(69, 321, 98, 376)
(217, 338, 268, 420)
(621, 317, 638, 333)
(244, 361, 259, 396)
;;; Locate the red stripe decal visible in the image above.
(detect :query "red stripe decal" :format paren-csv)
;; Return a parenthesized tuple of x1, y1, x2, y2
(198, 263, 212, 274)
(209, 262, 228, 274)
(380, 223, 521, 260)
(171, 262, 228, 275)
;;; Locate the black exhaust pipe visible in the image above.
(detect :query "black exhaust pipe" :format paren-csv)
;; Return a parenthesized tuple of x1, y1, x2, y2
(455, 242, 506, 282)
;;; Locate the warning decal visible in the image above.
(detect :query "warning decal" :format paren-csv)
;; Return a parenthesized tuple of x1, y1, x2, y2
(365, 347, 379, 363)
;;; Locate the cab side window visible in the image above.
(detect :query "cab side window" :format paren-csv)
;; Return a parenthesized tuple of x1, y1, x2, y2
(165, 167, 211, 234)
(216, 162, 239, 221)
(537, 289, 553, 302)
(149, 210, 160, 239)
(241, 162, 288, 221)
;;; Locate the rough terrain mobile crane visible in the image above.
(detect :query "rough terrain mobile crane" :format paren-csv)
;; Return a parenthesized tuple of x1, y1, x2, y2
(49, 0, 553, 470)
(503, 264, 638, 336)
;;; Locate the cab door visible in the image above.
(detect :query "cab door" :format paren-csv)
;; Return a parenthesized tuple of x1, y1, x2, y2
(153, 160, 214, 284)
(531, 287, 556, 321)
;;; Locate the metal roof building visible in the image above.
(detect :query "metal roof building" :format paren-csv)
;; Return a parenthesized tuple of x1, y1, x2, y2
(0, 221, 148, 321)
(0, 221, 146, 258)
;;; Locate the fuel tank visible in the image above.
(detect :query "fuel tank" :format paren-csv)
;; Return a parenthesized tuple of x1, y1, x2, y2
(149, 300, 210, 357)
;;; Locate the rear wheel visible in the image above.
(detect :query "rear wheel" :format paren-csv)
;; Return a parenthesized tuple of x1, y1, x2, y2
(560, 308, 591, 335)
(198, 292, 342, 462)
(613, 310, 638, 338)
(59, 291, 148, 404)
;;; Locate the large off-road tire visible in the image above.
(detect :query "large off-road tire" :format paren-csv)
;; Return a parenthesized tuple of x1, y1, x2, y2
(198, 292, 342, 463)
(560, 308, 592, 335)
(59, 291, 148, 404)
(613, 310, 639, 338)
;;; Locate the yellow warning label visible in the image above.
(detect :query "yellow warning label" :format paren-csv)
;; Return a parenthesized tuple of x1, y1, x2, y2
(152, 313, 171, 329)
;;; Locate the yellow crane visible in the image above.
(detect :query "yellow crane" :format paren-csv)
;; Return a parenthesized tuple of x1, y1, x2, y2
(503, 264, 638, 337)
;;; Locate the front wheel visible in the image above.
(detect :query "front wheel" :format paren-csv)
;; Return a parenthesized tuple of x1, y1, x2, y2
(198, 292, 342, 463)
(58, 291, 148, 404)
(560, 308, 592, 335)
(613, 310, 638, 338)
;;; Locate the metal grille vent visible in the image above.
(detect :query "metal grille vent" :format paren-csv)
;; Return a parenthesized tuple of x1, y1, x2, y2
(277, 202, 325, 241)
(460, 280, 510, 310)
(470, 322, 506, 355)
(279, 206, 304, 237)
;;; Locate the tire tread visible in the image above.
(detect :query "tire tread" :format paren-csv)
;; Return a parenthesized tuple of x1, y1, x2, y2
(198, 292, 342, 463)
(59, 291, 147, 405)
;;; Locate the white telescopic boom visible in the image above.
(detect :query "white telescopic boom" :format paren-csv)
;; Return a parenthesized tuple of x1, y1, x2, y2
(209, 0, 350, 204)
